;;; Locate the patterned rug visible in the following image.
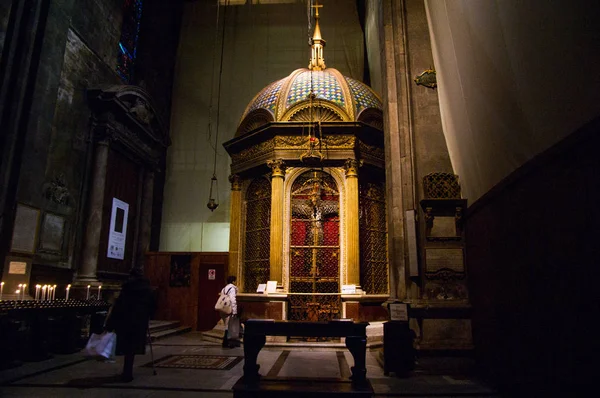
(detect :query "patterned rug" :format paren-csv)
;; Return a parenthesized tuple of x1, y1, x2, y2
(143, 355, 243, 371)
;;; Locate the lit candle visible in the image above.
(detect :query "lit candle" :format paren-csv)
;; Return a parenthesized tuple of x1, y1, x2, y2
(53, 285, 57, 300)
(42, 285, 47, 301)
(35, 285, 41, 300)
(0, 281, 4, 300)
(22, 284, 26, 300)
(65, 284, 71, 301)
(98, 285, 102, 300)
(86, 285, 90, 300)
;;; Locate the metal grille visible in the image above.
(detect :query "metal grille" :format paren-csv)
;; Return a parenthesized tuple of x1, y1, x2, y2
(289, 170, 340, 321)
(243, 177, 271, 292)
(359, 179, 388, 294)
(288, 294, 341, 322)
(423, 172, 461, 199)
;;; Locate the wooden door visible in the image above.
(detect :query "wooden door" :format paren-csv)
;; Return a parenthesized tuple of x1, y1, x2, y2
(197, 262, 225, 331)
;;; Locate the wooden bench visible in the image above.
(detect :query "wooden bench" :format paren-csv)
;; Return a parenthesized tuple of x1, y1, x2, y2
(241, 319, 370, 383)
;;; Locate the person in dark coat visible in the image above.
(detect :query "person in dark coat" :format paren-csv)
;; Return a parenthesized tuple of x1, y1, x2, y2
(105, 268, 156, 382)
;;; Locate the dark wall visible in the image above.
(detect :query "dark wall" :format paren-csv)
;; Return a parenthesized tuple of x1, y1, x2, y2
(134, 0, 184, 251)
(466, 116, 600, 393)
(0, 0, 183, 278)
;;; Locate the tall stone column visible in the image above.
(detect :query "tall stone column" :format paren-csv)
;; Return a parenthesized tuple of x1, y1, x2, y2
(228, 174, 242, 279)
(381, 0, 410, 300)
(345, 159, 361, 286)
(267, 159, 286, 284)
(77, 139, 110, 284)
(135, 169, 155, 274)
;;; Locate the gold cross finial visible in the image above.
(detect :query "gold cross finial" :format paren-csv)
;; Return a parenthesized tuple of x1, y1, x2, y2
(311, 2, 323, 18)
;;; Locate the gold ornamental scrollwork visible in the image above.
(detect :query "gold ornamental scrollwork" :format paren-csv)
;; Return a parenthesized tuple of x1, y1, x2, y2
(323, 135, 355, 148)
(358, 140, 384, 160)
(230, 138, 275, 164)
(275, 136, 309, 148)
(274, 135, 355, 150)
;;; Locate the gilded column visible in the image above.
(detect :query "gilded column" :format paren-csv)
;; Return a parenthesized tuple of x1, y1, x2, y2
(267, 159, 286, 284)
(76, 139, 110, 284)
(228, 174, 242, 279)
(345, 159, 361, 286)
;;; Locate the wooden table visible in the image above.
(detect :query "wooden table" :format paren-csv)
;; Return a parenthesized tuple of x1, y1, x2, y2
(242, 319, 370, 383)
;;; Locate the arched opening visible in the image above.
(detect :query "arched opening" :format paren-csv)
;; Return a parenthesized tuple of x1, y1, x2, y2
(288, 169, 340, 321)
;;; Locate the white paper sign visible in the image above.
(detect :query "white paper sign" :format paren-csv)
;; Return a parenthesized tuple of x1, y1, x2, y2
(208, 269, 216, 280)
(266, 280, 277, 293)
(341, 284, 356, 294)
(256, 283, 267, 293)
(107, 198, 129, 260)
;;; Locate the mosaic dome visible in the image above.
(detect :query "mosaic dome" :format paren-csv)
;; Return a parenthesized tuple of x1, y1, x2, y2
(237, 68, 383, 136)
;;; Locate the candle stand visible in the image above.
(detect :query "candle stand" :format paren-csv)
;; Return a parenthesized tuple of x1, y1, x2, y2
(0, 299, 110, 368)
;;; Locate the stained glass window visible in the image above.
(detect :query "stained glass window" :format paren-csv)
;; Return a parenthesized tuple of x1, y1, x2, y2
(117, 0, 143, 83)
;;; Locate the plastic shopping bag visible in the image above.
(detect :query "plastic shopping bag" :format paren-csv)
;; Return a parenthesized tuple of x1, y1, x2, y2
(85, 331, 117, 360)
(228, 315, 240, 340)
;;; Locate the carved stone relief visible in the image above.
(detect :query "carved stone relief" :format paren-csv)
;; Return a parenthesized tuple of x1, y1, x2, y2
(44, 174, 71, 206)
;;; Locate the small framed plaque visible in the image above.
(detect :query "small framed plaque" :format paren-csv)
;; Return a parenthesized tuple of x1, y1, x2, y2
(389, 303, 409, 321)
(10, 204, 40, 253)
(8, 261, 27, 275)
(39, 213, 66, 253)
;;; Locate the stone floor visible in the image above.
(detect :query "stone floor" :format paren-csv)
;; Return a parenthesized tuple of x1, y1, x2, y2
(0, 332, 499, 397)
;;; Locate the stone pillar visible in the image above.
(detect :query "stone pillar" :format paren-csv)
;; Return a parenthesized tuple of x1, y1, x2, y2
(228, 174, 242, 279)
(267, 159, 286, 284)
(77, 139, 110, 283)
(135, 169, 155, 274)
(344, 159, 361, 286)
(381, 0, 408, 300)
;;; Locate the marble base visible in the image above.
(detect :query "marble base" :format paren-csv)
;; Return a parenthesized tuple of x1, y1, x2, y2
(233, 376, 374, 398)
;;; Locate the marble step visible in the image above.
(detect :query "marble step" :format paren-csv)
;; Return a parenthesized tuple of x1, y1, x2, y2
(148, 320, 191, 341)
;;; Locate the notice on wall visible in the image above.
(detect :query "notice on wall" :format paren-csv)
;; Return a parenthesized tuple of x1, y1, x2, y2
(389, 303, 409, 321)
(8, 261, 27, 275)
(107, 198, 129, 260)
(208, 269, 216, 280)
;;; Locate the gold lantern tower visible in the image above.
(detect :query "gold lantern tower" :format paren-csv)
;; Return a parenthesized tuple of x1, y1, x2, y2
(223, 6, 388, 323)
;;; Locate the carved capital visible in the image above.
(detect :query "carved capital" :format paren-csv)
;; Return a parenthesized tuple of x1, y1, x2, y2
(344, 158, 362, 177)
(229, 174, 242, 191)
(267, 159, 286, 178)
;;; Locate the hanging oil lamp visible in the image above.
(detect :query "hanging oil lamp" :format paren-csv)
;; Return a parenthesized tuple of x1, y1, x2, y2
(207, 174, 219, 211)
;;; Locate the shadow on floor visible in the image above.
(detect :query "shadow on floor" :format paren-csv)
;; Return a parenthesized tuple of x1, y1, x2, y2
(65, 374, 124, 388)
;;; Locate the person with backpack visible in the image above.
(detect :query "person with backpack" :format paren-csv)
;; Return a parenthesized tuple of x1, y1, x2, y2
(216, 276, 239, 348)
